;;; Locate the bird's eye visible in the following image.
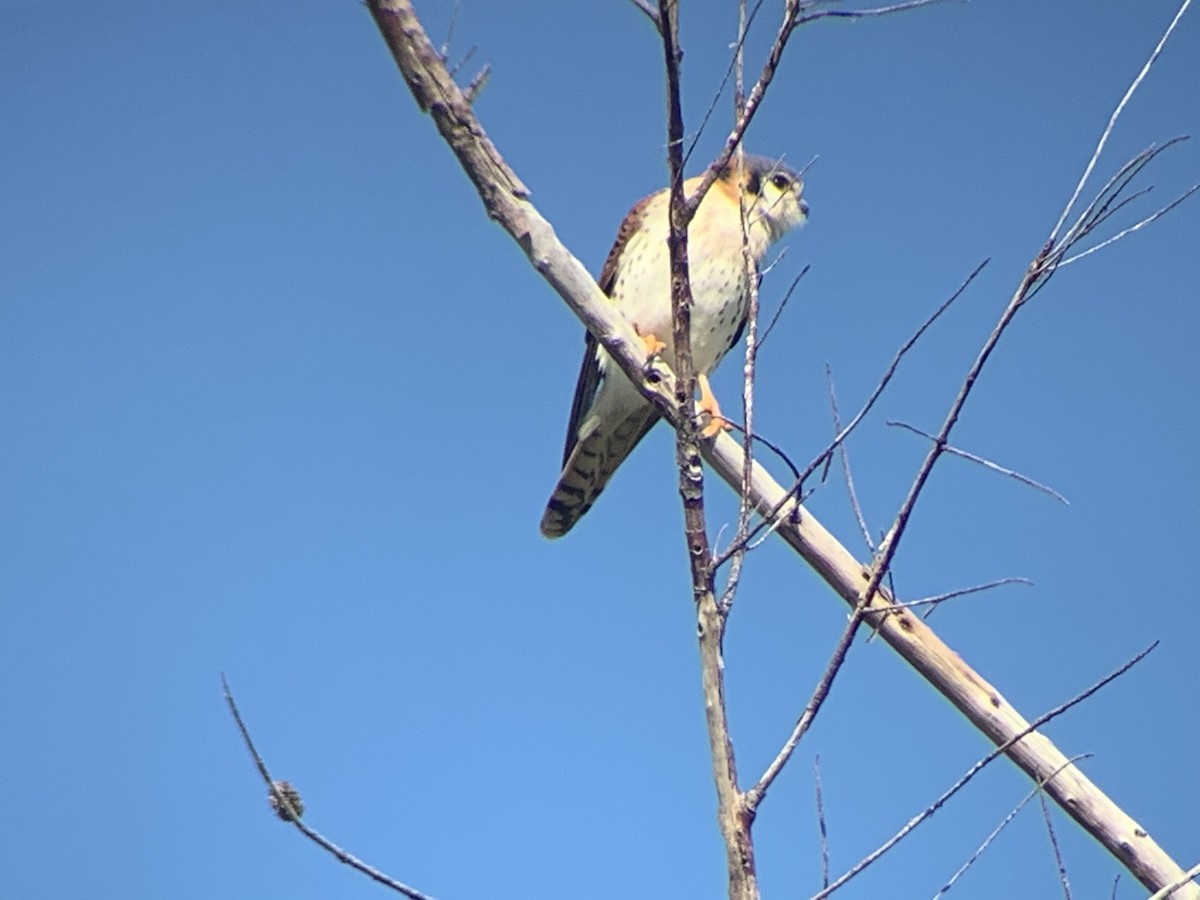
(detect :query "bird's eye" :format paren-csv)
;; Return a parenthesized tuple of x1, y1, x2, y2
(771, 173, 791, 190)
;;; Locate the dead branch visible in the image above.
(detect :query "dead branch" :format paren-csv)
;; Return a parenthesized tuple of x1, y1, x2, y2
(714, 259, 986, 567)
(887, 419, 1070, 505)
(1040, 792, 1075, 900)
(826, 366, 875, 552)
(222, 675, 436, 900)
(931, 756, 1088, 900)
(815, 645, 1156, 898)
(1149, 863, 1200, 900)
(687, 0, 944, 222)
(814, 756, 830, 890)
(657, 2, 760, 895)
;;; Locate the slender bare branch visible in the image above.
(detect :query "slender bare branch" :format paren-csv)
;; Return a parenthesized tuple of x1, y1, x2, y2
(715, 260, 986, 568)
(756, 262, 808, 349)
(814, 756, 830, 891)
(1149, 863, 1200, 900)
(887, 420, 1069, 504)
(1039, 792, 1075, 900)
(682, 0, 767, 171)
(747, 611, 862, 810)
(1049, 0, 1193, 242)
(628, 0, 663, 34)
(827, 366, 875, 552)
(717, 5, 763, 615)
(865, 134, 1191, 630)
(861, 576, 1034, 616)
(462, 62, 490, 104)
(1060, 182, 1199, 265)
(815, 645, 1158, 898)
(689, 0, 943, 221)
(222, 675, 437, 900)
(658, 2, 758, 896)
(931, 756, 1089, 900)
(437, 0, 459, 60)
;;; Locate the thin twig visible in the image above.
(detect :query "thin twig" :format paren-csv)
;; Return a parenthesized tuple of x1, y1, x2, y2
(222, 675, 438, 900)
(815, 644, 1158, 898)
(756, 263, 808, 350)
(875, 9, 1198, 600)
(1049, 0, 1193, 242)
(1040, 791, 1074, 900)
(445, 43, 475, 79)
(658, 1, 757, 895)
(627, 0, 663, 34)
(1060, 183, 1200, 265)
(438, 0, 459, 60)
(715, 260, 986, 568)
(815, 756, 830, 890)
(827, 366, 875, 552)
(748, 597, 874, 810)
(462, 63, 491, 104)
(689, 0, 943, 222)
(887, 420, 1069, 504)
(682, 0, 768, 172)
(858, 576, 1033, 617)
(1149, 862, 1200, 900)
(720, 421, 802, 482)
(931, 756, 1089, 900)
(717, 5, 761, 615)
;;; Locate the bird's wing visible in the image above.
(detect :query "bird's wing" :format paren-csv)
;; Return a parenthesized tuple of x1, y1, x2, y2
(561, 331, 602, 467)
(559, 195, 655, 467)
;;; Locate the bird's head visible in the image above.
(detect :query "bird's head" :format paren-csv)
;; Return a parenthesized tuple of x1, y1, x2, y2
(736, 154, 809, 242)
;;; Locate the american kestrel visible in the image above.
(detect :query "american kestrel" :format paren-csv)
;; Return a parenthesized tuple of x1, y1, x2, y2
(541, 154, 809, 538)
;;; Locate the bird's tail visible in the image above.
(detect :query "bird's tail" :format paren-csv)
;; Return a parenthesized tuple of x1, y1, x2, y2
(539, 408, 658, 538)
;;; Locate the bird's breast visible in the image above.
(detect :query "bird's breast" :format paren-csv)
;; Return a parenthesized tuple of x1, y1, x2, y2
(610, 225, 750, 377)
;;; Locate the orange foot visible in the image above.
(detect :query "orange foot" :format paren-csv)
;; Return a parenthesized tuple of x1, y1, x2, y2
(697, 374, 733, 438)
(637, 330, 667, 357)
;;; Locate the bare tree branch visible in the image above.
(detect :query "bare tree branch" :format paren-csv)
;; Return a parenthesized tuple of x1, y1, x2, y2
(815, 645, 1157, 898)
(747, 596, 869, 811)
(687, 0, 943, 221)
(887, 419, 1070, 504)
(716, 4, 763, 616)
(715, 259, 986, 567)
(1040, 792, 1075, 900)
(1149, 862, 1200, 900)
(827, 366, 875, 552)
(657, 2, 758, 896)
(627, 0, 663, 35)
(868, 576, 1033, 617)
(462, 63, 491, 104)
(1060, 181, 1199, 266)
(931, 756, 1089, 900)
(682, 0, 768, 170)
(814, 756, 830, 891)
(755, 261, 808, 350)
(1049, 0, 1193, 242)
(222, 675, 437, 900)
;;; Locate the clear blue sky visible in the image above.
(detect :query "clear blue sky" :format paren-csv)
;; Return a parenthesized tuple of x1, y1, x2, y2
(2, 2, 1197, 898)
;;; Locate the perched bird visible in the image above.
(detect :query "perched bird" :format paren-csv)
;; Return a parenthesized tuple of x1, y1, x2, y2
(541, 154, 809, 538)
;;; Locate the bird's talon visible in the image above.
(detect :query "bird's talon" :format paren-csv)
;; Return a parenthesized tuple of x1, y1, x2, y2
(695, 373, 731, 438)
(700, 415, 731, 439)
(638, 331, 667, 357)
